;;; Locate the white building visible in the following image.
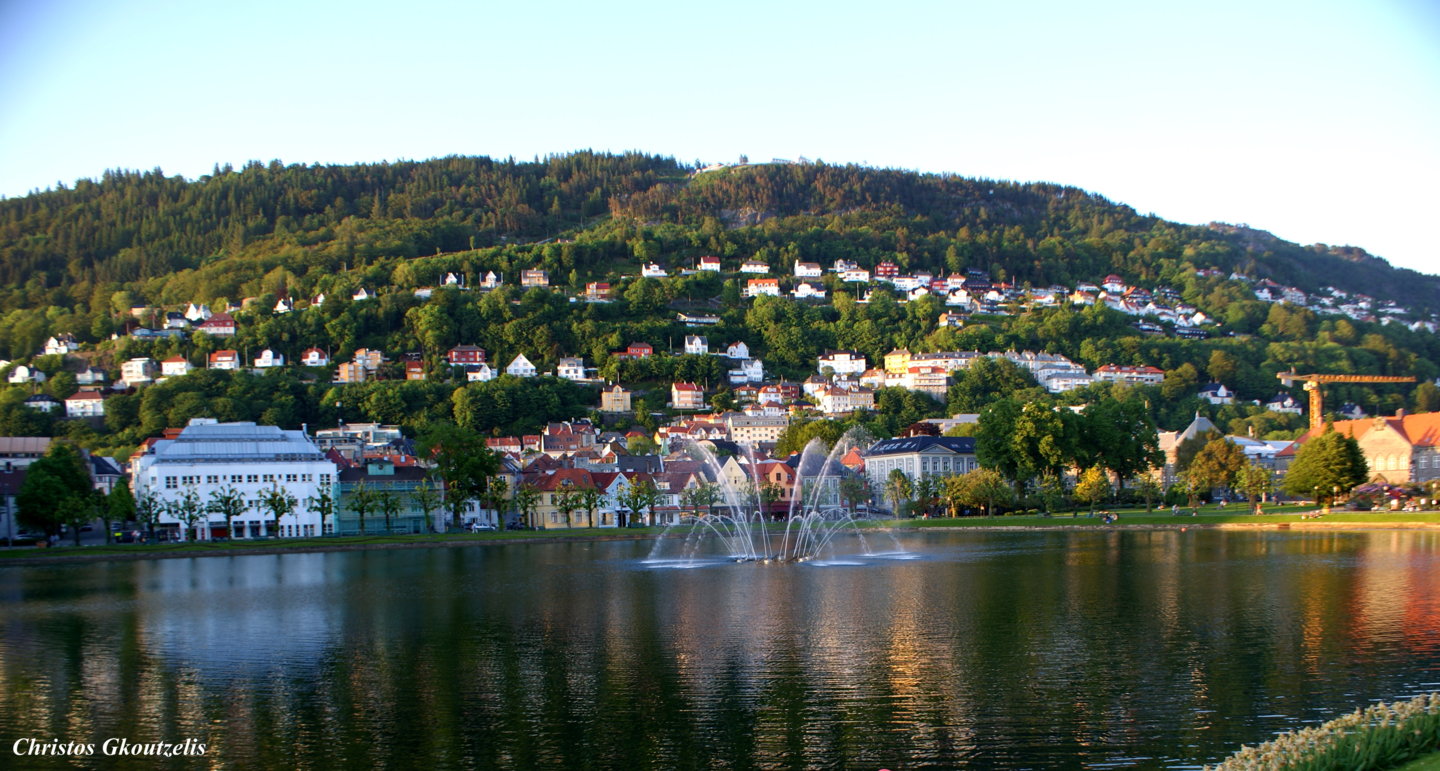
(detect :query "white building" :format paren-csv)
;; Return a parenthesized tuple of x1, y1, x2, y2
(792, 282, 827, 299)
(1199, 383, 1236, 405)
(684, 335, 709, 355)
(7, 365, 46, 385)
(817, 350, 868, 377)
(641, 263, 668, 278)
(740, 259, 769, 274)
(725, 341, 751, 360)
(43, 334, 80, 356)
(160, 356, 192, 378)
(556, 357, 586, 381)
(466, 363, 496, 382)
(254, 349, 285, 368)
(301, 348, 329, 367)
(728, 358, 764, 384)
(120, 357, 155, 385)
(132, 419, 338, 541)
(1093, 364, 1165, 386)
(506, 354, 537, 378)
(794, 261, 823, 278)
(64, 391, 106, 418)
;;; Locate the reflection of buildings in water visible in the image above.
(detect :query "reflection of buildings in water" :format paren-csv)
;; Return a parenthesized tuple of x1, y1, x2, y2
(137, 553, 342, 671)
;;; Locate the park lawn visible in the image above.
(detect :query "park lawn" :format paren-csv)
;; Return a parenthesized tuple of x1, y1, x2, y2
(1395, 752, 1440, 770)
(0, 527, 668, 561)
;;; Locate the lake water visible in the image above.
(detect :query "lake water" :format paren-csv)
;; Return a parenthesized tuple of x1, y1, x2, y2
(3, 529, 1440, 769)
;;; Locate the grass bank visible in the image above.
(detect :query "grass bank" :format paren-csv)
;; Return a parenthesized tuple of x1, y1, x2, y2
(5, 508, 1439, 566)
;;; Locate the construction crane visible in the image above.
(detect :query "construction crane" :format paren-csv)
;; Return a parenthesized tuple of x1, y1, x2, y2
(1276, 371, 1417, 434)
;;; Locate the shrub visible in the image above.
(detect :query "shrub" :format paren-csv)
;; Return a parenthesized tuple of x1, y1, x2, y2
(1205, 693, 1440, 770)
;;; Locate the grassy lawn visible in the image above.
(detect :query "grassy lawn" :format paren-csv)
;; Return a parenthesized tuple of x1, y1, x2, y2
(0, 528, 669, 561)
(1394, 752, 1440, 770)
(4, 508, 1438, 563)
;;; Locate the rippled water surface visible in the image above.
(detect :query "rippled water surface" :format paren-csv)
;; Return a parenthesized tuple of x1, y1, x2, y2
(4, 529, 1440, 768)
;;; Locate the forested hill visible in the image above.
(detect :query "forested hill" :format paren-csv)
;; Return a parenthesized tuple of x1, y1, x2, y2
(1, 152, 1434, 316)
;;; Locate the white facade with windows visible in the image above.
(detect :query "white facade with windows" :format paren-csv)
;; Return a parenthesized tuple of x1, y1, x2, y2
(132, 419, 338, 541)
(863, 436, 979, 507)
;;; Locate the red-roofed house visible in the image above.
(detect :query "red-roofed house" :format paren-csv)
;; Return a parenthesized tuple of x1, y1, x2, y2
(671, 382, 705, 410)
(64, 390, 105, 418)
(1093, 364, 1166, 386)
(195, 312, 236, 337)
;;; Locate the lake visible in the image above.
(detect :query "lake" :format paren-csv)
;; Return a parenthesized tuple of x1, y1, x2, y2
(3, 529, 1440, 768)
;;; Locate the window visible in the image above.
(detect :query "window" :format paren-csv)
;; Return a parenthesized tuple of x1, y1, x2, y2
(301, 474, 312, 482)
(262, 474, 275, 483)
(246, 474, 259, 484)
(286, 473, 298, 483)
(165, 476, 178, 489)
(231, 475, 242, 483)
(206, 475, 219, 485)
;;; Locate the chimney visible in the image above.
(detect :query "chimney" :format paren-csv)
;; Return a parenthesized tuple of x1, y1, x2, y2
(1396, 408, 1407, 418)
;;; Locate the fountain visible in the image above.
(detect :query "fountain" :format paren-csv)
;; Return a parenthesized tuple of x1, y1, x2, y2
(646, 427, 908, 565)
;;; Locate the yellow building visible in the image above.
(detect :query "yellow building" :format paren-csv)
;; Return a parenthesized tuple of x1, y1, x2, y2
(884, 348, 912, 375)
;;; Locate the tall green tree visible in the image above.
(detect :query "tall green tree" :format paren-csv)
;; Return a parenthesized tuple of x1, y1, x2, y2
(209, 485, 248, 539)
(1183, 437, 1247, 504)
(106, 477, 136, 544)
(419, 422, 501, 531)
(616, 478, 659, 528)
(885, 469, 912, 516)
(17, 442, 96, 544)
(977, 398, 1076, 497)
(1283, 428, 1368, 512)
(259, 482, 298, 538)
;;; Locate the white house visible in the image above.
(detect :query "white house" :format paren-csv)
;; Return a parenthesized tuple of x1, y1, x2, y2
(466, 363, 496, 382)
(794, 261, 823, 278)
(1265, 393, 1303, 415)
(160, 356, 192, 378)
(24, 394, 62, 413)
(132, 419, 338, 541)
(254, 349, 285, 368)
(792, 283, 827, 299)
(697, 256, 722, 272)
(75, 367, 107, 386)
(506, 354, 537, 378)
(1199, 383, 1236, 405)
(641, 263, 668, 278)
(556, 357, 586, 381)
(7, 365, 44, 385)
(352, 287, 374, 301)
(728, 358, 764, 384)
(443, 272, 464, 286)
(684, 335, 709, 356)
(725, 341, 751, 360)
(841, 268, 871, 283)
(43, 334, 80, 356)
(817, 385, 874, 414)
(274, 297, 294, 314)
(481, 271, 500, 288)
(208, 350, 241, 370)
(745, 278, 781, 297)
(740, 259, 769, 274)
(64, 391, 105, 418)
(120, 358, 154, 385)
(184, 303, 212, 322)
(301, 348, 330, 367)
(817, 350, 868, 377)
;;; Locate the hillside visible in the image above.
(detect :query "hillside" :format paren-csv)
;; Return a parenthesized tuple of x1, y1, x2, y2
(0, 152, 1437, 457)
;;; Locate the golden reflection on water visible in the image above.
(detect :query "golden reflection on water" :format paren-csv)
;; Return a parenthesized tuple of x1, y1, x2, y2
(3, 530, 1440, 768)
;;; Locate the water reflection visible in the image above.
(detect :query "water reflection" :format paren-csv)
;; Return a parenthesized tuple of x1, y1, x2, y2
(1, 531, 1440, 768)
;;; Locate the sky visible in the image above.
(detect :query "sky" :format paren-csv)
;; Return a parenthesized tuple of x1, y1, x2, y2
(1, 0, 1437, 275)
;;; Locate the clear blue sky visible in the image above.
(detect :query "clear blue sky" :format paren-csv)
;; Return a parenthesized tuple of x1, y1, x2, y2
(2, 0, 1437, 274)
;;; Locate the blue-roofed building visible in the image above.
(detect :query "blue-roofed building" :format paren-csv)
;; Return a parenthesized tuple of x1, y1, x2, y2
(132, 419, 338, 541)
(862, 436, 979, 507)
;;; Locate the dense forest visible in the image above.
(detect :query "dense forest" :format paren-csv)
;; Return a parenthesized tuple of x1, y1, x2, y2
(1, 152, 1436, 459)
